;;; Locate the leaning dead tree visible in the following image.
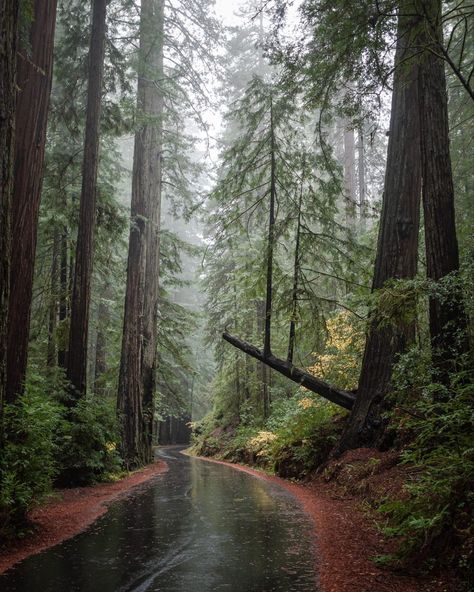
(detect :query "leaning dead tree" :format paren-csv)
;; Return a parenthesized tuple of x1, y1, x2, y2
(222, 332, 355, 410)
(222, 101, 355, 412)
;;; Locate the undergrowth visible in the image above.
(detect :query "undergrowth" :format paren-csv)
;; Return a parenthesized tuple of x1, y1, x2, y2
(191, 392, 345, 478)
(0, 388, 60, 538)
(0, 372, 123, 539)
(377, 346, 474, 584)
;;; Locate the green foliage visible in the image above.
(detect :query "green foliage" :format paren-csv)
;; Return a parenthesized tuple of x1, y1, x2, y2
(203, 70, 369, 429)
(56, 396, 122, 486)
(378, 347, 474, 580)
(267, 395, 344, 478)
(0, 389, 61, 537)
(192, 392, 344, 478)
(206, 357, 244, 428)
(0, 367, 125, 537)
(308, 311, 365, 391)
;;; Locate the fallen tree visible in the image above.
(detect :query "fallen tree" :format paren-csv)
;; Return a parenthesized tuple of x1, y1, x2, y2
(223, 331, 355, 410)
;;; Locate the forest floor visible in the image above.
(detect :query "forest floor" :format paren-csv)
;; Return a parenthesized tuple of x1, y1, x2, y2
(194, 450, 461, 592)
(0, 459, 168, 574)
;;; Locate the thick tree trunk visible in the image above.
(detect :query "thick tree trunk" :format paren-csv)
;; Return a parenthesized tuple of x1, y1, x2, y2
(141, 0, 164, 461)
(6, 0, 57, 403)
(117, 0, 164, 469)
(93, 284, 109, 394)
(338, 2, 422, 451)
(67, 0, 107, 399)
(0, 0, 19, 424)
(117, 135, 147, 467)
(418, 0, 469, 378)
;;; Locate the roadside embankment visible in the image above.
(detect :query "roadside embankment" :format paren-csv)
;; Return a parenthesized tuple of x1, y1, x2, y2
(0, 459, 168, 574)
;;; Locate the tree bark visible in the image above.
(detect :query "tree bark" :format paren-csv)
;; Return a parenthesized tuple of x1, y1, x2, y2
(0, 0, 19, 424)
(256, 299, 270, 419)
(93, 282, 110, 394)
(47, 231, 59, 367)
(287, 163, 303, 364)
(117, 0, 164, 469)
(6, 0, 58, 402)
(338, 1, 422, 451)
(263, 97, 276, 358)
(67, 0, 107, 399)
(418, 0, 469, 378)
(58, 226, 68, 368)
(141, 0, 164, 461)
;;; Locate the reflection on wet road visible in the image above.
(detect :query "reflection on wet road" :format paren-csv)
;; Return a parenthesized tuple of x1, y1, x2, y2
(0, 447, 318, 591)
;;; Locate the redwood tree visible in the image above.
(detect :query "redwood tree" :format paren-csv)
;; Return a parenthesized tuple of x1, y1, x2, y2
(141, 0, 165, 458)
(339, 2, 423, 450)
(117, 0, 164, 468)
(6, 0, 58, 402)
(418, 0, 469, 378)
(0, 0, 19, 421)
(67, 0, 107, 399)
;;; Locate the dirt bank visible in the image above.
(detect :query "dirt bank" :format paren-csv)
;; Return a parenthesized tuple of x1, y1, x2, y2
(0, 459, 168, 575)
(193, 452, 457, 592)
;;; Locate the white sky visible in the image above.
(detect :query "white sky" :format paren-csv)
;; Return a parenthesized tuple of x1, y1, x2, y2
(214, 0, 251, 26)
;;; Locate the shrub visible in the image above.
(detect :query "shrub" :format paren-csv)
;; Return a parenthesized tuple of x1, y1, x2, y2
(191, 393, 346, 477)
(56, 396, 122, 486)
(379, 348, 474, 582)
(0, 389, 61, 537)
(308, 311, 365, 391)
(268, 395, 344, 478)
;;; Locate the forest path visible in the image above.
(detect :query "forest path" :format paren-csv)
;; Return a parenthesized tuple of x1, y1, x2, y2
(0, 447, 319, 592)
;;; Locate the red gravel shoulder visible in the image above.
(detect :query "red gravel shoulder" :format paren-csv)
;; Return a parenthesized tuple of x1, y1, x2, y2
(192, 454, 456, 592)
(0, 459, 168, 574)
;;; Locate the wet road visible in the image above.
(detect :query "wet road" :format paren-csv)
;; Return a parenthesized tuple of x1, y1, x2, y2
(0, 447, 318, 591)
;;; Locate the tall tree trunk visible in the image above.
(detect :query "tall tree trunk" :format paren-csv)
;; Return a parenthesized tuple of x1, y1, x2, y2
(141, 0, 164, 460)
(58, 226, 68, 368)
(117, 0, 164, 469)
(287, 165, 303, 365)
(343, 126, 357, 227)
(67, 0, 107, 399)
(263, 97, 276, 358)
(256, 300, 270, 419)
(232, 278, 242, 417)
(6, 0, 57, 403)
(418, 0, 469, 378)
(358, 126, 367, 229)
(93, 288, 108, 394)
(117, 137, 147, 467)
(47, 231, 59, 367)
(338, 2, 422, 451)
(0, 0, 19, 425)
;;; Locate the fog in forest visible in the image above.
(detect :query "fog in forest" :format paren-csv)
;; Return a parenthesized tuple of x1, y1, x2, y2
(0, 1, 472, 588)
